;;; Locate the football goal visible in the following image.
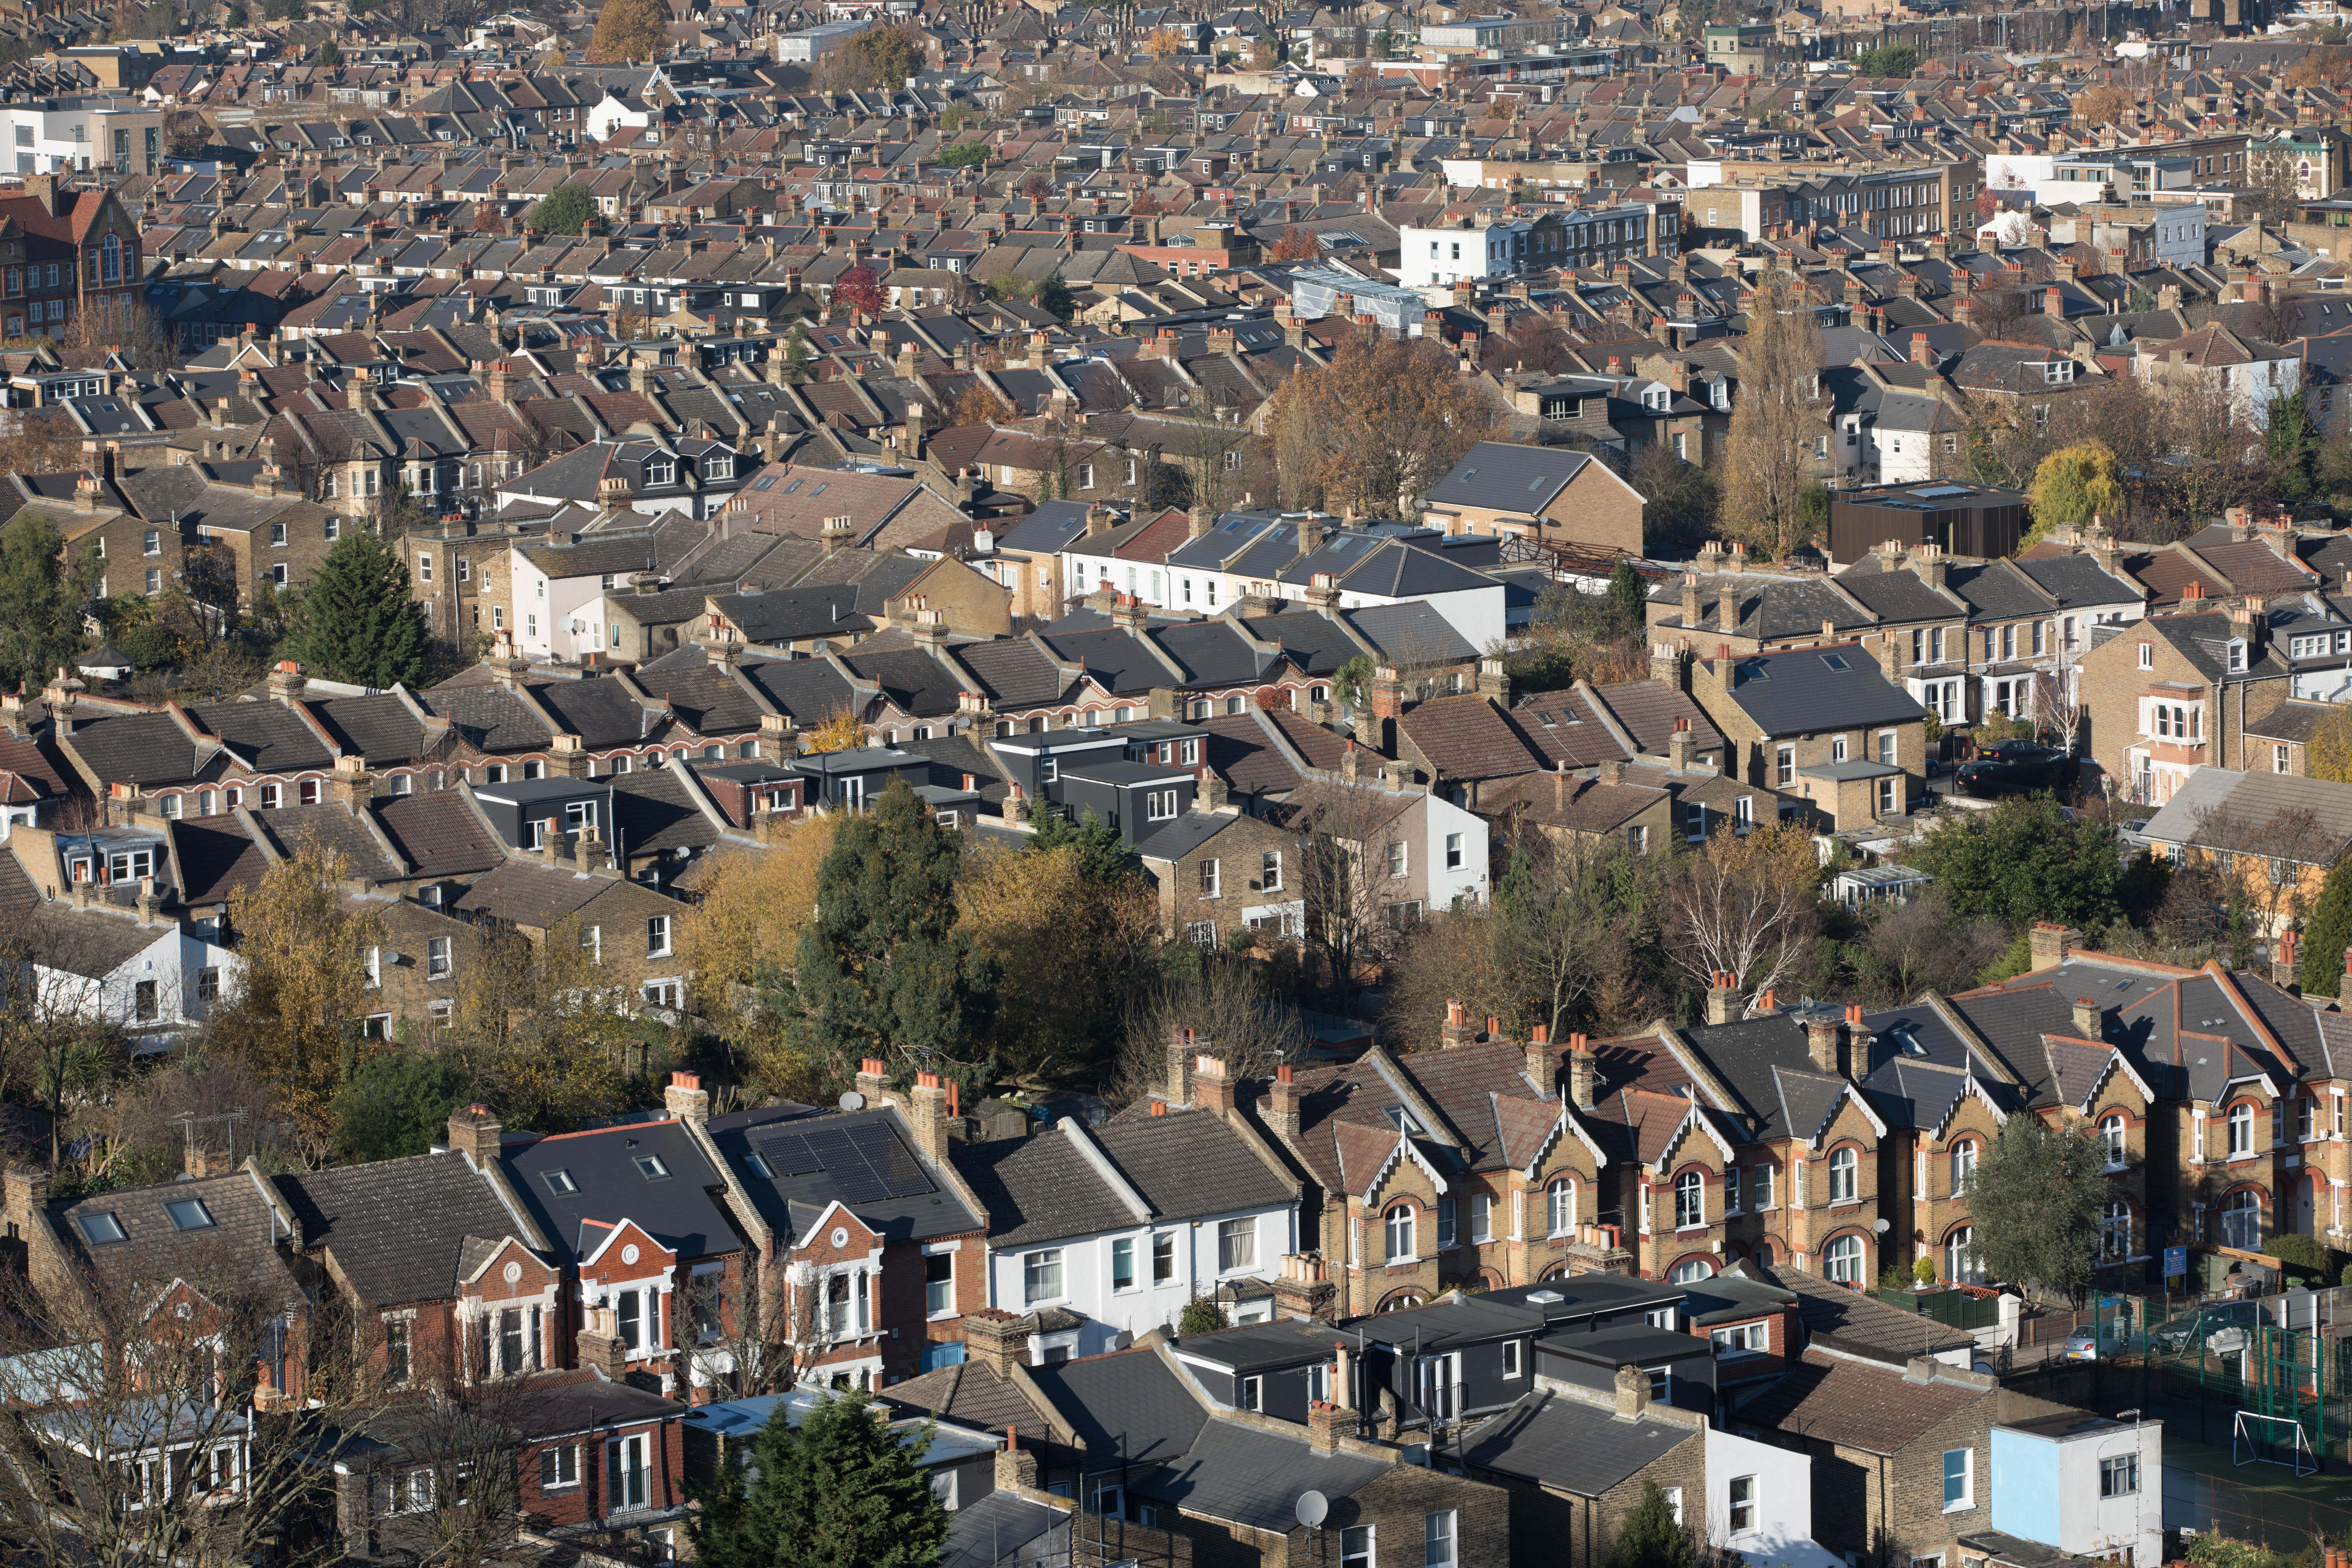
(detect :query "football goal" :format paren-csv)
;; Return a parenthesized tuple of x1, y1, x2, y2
(2233, 1410, 2318, 1476)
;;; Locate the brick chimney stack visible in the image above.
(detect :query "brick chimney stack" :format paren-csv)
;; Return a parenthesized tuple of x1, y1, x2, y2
(664, 1070, 708, 1129)
(909, 1070, 950, 1161)
(1806, 1010, 1845, 1076)
(1440, 997, 1477, 1049)
(963, 1308, 1030, 1376)
(1705, 971, 1741, 1026)
(2275, 930, 2301, 993)
(2072, 996, 2103, 1038)
(1268, 1063, 1300, 1139)
(1525, 1023, 1555, 1095)
(1192, 1053, 1234, 1115)
(1567, 1032, 1596, 1111)
(446, 1103, 502, 1167)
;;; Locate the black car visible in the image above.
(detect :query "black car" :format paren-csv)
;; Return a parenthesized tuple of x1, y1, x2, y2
(1956, 740, 2068, 797)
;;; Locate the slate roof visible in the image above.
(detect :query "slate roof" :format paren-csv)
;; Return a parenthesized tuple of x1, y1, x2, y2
(501, 1117, 741, 1263)
(1026, 1349, 1392, 1532)
(1425, 441, 1598, 515)
(1462, 1390, 1696, 1497)
(275, 1151, 536, 1307)
(1095, 1107, 1293, 1222)
(1709, 645, 1928, 736)
(372, 792, 506, 880)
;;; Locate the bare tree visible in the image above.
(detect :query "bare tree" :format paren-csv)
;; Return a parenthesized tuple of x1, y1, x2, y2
(0, 1246, 382, 1568)
(1722, 270, 1827, 559)
(1286, 769, 1420, 1014)
(1116, 963, 1312, 1104)
(2190, 802, 2340, 948)
(2033, 640, 2085, 757)
(1664, 820, 1824, 1010)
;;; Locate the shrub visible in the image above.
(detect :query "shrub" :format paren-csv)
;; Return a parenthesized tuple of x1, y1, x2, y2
(1176, 1296, 1230, 1337)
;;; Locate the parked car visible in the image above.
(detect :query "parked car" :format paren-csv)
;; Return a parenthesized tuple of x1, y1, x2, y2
(1955, 740, 2070, 798)
(2064, 1312, 2136, 1360)
(2118, 819, 2154, 852)
(2148, 1300, 2269, 1355)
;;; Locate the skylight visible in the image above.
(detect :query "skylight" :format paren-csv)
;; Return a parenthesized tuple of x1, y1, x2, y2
(542, 1169, 580, 1196)
(165, 1198, 215, 1232)
(745, 1153, 774, 1180)
(78, 1213, 126, 1245)
(1820, 653, 1849, 671)
(635, 1154, 672, 1181)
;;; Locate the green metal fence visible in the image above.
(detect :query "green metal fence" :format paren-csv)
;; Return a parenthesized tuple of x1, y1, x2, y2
(1871, 1285, 2003, 1331)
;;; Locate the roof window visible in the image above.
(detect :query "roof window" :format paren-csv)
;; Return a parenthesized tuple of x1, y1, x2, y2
(164, 1198, 215, 1232)
(542, 1169, 580, 1196)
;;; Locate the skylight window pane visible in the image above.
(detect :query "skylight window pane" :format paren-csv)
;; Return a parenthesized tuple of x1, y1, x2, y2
(542, 1169, 580, 1196)
(79, 1213, 126, 1245)
(165, 1198, 214, 1232)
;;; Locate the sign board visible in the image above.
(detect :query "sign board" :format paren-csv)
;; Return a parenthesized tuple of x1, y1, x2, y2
(2164, 1245, 2188, 1278)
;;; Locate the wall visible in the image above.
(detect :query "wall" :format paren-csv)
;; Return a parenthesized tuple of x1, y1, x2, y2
(983, 1195, 1294, 1353)
(1705, 1426, 1814, 1560)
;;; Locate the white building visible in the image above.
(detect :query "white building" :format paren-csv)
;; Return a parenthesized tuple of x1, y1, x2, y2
(27, 896, 238, 1053)
(973, 1107, 1299, 1360)
(1990, 1414, 2164, 1568)
(1705, 1426, 1841, 1568)
(0, 99, 161, 177)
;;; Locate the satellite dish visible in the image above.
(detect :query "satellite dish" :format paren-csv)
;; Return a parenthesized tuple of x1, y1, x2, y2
(839, 1091, 866, 1112)
(1872, 1217, 1891, 1234)
(1294, 1491, 1329, 1529)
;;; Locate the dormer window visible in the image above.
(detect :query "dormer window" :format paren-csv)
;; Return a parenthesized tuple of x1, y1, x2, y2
(2230, 638, 2248, 672)
(644, 459, 674, 486)
(2043, 362, 2076, 385)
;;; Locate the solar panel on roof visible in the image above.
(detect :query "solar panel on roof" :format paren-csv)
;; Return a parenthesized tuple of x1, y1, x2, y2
(848, 1122, 936, 1198)
(1909, 485, 1972, 498)
(755, 1133, 824, 1177)
(803, 1125, 891, 1204)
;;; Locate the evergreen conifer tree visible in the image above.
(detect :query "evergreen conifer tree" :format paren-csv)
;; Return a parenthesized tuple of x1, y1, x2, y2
(2304, 859, 2352, 996)
(790, 778, 999, 1082)
(1605, 1482, 1698, 1568)
(287, 527, 428, 688)
(691, 1389, 950, 1568)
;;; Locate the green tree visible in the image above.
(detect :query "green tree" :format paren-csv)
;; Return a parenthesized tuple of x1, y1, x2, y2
(587, 0, 668, 64)
(2028, 440, 2122, 544)
(781, 320, 813, 383)
(1606, 561, 1647, 639)
(285, 527, 429, 688)
(936, 142, 988, 169)
(317, 37, 340, 66)
(1907, 795, 2121, 932)
(1036, 271, 1075, 321)
(1606, 1482, 1699, 1568)
(2302, 856, 2352, 996)
(1028, 807, 1131, 883)
(789, 778, 1000, 1085)
(0, 513, 92, 694)
(1853, 43, 1922, 76)
(691, 1389, 950, 1568)
(2267, 390, 2320, 502)
(528, 183, 595, 238)
(1968, 1116, 2109, 1302)
(852, 24, 923, 85)
(331, 1049, 477, 1162)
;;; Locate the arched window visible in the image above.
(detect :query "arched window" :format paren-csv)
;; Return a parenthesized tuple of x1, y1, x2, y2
(1673, 1170, 1704, 1230)
(1384, 1204, 1415, 1265)
(1946, 1226, 1979, 1284)
(1378, 1292, 1424, 1312)
(1546, 1178, 1576, 1238)
(2227, 1101, 2255, 1157)
(1823, 1234, 1865, 1285)
(1670, 1256, 1715, 1284)
(2100, 1201, 2132, 1261)
(2100, 1114, 2128, 1166)
(1948, 1139, 1976, 1195)
(1828, 1147, 1858, 1203)
(2220, 1189, 2262, 1250)
(100, 233, 121, 285)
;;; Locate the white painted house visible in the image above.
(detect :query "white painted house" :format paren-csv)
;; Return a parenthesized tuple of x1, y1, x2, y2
(26, 896, 238, 1053)
(958, 1104, 1299, 1360)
